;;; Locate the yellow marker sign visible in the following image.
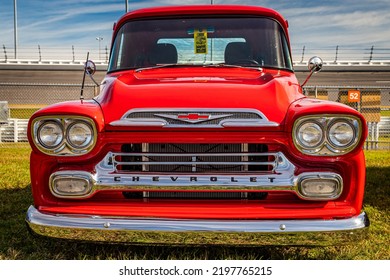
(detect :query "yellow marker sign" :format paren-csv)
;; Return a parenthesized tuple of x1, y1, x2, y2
(194, 29, 208, 54)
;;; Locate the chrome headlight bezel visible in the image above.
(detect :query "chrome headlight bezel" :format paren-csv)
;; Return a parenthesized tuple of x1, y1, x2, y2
(66, 121, 94, 150)
(36, 120, 64, 149)
(292, 115, 362, 156)
(327, 119, 356, 148)
(296, 121, 325, 150)
(32, 116, 97, 156)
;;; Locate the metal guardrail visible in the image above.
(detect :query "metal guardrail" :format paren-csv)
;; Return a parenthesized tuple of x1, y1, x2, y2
(2, 45, 110, 64)
(2, 45, 390, 66)
(2, 46, 390, 74)
(2, 61, 390, 70)
(294, 46, 390, 64)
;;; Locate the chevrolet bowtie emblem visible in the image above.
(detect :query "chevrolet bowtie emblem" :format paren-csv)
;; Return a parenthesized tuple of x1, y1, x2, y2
(177, 113, 210, 121)
(154, 113, 233, 124)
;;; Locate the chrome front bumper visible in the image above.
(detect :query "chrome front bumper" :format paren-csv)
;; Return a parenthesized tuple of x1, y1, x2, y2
(26, 206, 369, 246)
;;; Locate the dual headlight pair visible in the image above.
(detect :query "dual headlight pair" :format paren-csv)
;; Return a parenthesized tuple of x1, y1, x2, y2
(293, 115, 361, 155)
(32, 116, 96, 155)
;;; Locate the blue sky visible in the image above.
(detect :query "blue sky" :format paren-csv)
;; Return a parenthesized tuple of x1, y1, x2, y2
(1, 0, 390, 60)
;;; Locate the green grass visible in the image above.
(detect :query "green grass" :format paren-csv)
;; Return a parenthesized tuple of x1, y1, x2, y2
(0, 144, 389, 259)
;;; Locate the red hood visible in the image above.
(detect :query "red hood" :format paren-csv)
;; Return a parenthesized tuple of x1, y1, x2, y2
(96, 67, 303, 130)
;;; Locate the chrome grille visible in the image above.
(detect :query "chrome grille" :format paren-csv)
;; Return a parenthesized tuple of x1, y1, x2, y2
(110, 109, 279, 128)
(112, 143, 275, 173)
(125, 111, 262, 126)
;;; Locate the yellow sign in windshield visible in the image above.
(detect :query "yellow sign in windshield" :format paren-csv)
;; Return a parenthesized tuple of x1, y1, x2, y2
(194, 29, 208, 54)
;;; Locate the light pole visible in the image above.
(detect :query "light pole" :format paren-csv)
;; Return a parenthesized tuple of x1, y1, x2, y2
(14, 0, 18, 59)
(96, 37, 103, 60)
(125, 0, 128, 13)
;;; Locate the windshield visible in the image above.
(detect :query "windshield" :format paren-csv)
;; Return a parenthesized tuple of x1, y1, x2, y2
(108, 17, 293, 72)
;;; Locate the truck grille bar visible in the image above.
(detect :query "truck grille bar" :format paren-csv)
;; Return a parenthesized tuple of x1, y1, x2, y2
(107, 143, 277, 173)
(112, 152, 277, 172)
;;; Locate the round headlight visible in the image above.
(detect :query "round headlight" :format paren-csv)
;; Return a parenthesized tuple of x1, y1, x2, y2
(37, 121, 63, 148)
(66, 122, 93, 149)
(297, 122, 324, 148)
(328, 121, 355, 147)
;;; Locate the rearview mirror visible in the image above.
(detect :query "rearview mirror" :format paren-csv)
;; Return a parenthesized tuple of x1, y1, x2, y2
(301, 56, 323, 87)
(308, 56, 323, 73)
(84, 60, 96, 76)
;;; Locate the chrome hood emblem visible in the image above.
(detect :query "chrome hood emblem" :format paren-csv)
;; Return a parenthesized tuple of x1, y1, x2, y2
(154, 113, 233, 124)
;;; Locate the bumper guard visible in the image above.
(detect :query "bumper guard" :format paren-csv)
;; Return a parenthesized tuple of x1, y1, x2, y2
(26, 206, 369, 246)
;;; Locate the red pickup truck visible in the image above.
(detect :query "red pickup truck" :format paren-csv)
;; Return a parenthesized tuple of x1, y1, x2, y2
(26, 5, 369, 245)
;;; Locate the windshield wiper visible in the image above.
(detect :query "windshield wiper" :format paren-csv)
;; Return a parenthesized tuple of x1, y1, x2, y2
(135, 63, 263, 73)
(205, 63, 262, 71)
(135, 63, 194, 73)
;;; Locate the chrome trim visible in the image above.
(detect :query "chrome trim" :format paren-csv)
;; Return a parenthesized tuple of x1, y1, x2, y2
(111, 151, 280, 172)
(51, 172, 297, 196)
(295, 120, 325, 150)
(109, 149, 284, 173)
(292, 115, 362, 156)
(26, 206, 370, 245)
(110, 108, 279, 128)
(50, 171, 95, 199)
(31, 115, 97, 156)
(49, 152, 343, 200)
(326, 118, 358, 149)
(65, 121, 94, 150)
(95, 174, 296, 191)
(33, 118, 66, 154)
(308, 56, 323, 72)
(109, 119, 168, 127)
(48, 148, 341, 200)
(93, 151, 296, 193)
(50, 170, 342, 199)
(221, 120, 278, 127)
(153, 113, 233, 124)
(36, 120, 64, 150)
(297, 173, 343, 200)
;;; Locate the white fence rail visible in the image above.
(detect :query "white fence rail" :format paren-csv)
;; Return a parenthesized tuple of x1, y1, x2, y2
(0, 119, 28, 143)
